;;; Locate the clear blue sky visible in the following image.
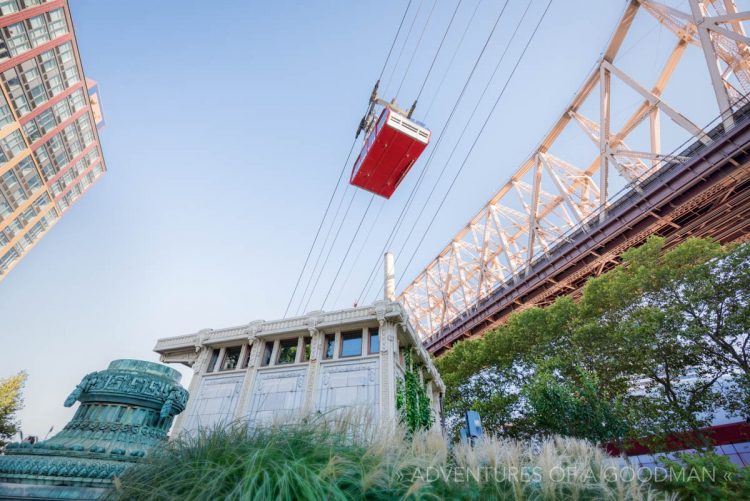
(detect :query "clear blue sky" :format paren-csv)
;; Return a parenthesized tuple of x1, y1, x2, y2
(1, 0, 721, 436)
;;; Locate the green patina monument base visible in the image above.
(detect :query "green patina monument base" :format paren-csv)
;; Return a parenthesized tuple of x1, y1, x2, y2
(0, 359, 188, 500)
(0, 483, 108, 500)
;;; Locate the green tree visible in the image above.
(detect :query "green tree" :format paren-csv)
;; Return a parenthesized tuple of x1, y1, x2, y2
(0, 371, 27, 446)
(583, 237, 746, 442)
(436, 237, 749, 445)
(524, 368, 629, 444)
(660, 451, 750, 500)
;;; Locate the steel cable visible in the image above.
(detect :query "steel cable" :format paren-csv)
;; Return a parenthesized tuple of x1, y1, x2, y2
(386, 0, 536, 298)
(415, 0, 465, 103)
(357, 0, 510, 304)
(320, 193, 376, 309)
(299, 188, 358, 314)
(283, 0, 416, 317)
(395, 0, 555, 294)
(395, 0, 440, 99)
(283, 139, 356, 317)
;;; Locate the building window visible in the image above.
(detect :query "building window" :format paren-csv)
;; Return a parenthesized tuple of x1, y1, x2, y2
(0, 41, 78, 117)
(0, 1, 20, 16)
(221, 346, 242, 371)
(324, 334, 335, 360)
(240, 345, 252, 369)
(302, 337, 311, 362)
(70, 89, 85, 110)
(340, 331, 362, 358)
(5, 22, 29, 57)
(47, 8, 67, 39)
(3, 129, 25, 157)
(25, 220, 42, 241)
(0, 247, 18, 271)
(206, 349, 219, 373)
(22, 120, 39, 141)
(2, 170, 26, 204)
(0, 102, 12, 129)
(277, 338, 298, 365)
(29, 83, 46, 106)
(260, 342, 273, 367)
(37, 108, 55, 133)
(368, 328, 379, 354)
(0, 193, 11, 219)
(20, 206, 34, 223)
(27, 15, 49, 47)
(13, 96, 29, 117)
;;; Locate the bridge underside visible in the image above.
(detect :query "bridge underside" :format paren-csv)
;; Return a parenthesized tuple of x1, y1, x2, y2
(426, 110, 750, 355)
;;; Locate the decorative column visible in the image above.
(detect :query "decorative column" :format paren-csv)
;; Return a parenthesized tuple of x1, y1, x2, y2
(0, 360, 188, 500)
(301, 326, 323, 414)
(377, 304, 398, 424)
(171, 330, 212, 435)
(234, 322, 264, 420)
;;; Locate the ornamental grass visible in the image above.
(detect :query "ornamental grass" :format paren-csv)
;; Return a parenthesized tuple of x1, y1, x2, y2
(109, 413, 671, 501)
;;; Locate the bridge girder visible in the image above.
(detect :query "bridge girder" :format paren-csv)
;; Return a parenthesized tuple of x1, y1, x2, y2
(399, 0, 750, 342)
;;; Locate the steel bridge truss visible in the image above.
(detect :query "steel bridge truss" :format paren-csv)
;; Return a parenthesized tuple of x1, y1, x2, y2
(400, 0, 750, 341)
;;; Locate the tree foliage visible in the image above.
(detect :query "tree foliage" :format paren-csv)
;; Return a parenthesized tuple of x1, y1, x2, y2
(436, 237, 750, 445)
(660, 451, 750, 500)
(0, 371, 27, 446)
(524, 368, 629, 444)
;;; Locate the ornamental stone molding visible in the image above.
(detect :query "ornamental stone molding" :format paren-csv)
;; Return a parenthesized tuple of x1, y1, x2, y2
(154, 301, 410, 355)
(0, 359, 188, 500)
(195, 328, 213, 352)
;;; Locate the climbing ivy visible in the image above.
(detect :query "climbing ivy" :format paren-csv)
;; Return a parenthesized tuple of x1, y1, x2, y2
(395, 349, 433, 434)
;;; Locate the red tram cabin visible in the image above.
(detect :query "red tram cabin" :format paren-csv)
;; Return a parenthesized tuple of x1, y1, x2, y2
(350, 108, 431, 199)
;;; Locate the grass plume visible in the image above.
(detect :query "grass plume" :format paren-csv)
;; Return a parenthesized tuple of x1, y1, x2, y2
(109, 413, 671, 500)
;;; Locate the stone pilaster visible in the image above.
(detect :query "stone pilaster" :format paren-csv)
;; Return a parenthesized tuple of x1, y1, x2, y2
(301, 327, 323, 414)
(378, 317, 398, 424)
(234, 326, 263, 420)
(172, 346, 211, 436)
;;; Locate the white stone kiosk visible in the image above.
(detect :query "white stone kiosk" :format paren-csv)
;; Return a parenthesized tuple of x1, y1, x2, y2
(154, 298, 444, 435)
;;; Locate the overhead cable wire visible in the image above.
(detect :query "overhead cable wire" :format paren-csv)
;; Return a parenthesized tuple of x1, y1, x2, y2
(395, 0, 440, 98)
(320, 101, 417, 309)
(357, 162, 429, 304)
(395, 0, 554, 292)
(424, 0, 485, 118)
(299, 0, 418, 312)
(320, 193, 377, 310)
(376, 0, 639, 303)
(384, 0, 426, 95)
(283, 0, 416, 317)
(300, 0, 433, 312)
(378, 0, 415, 81)
(415, 0, 465, 103)
(344, 0, 464, 301)
(333, 1, 462, 307)
(295, 183, 352, 315)
(358, 0, 507, 304)
(385, 0, 536, 297)
(356, 0, 483, 304)
(331, 197, 386, 307)
(300, 188, 358, 314)
(356, 0, 511, 304)
(283, 139, 357, 318)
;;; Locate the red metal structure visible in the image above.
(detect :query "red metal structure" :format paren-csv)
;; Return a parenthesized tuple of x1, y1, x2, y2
(350, 108, 430, 199)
